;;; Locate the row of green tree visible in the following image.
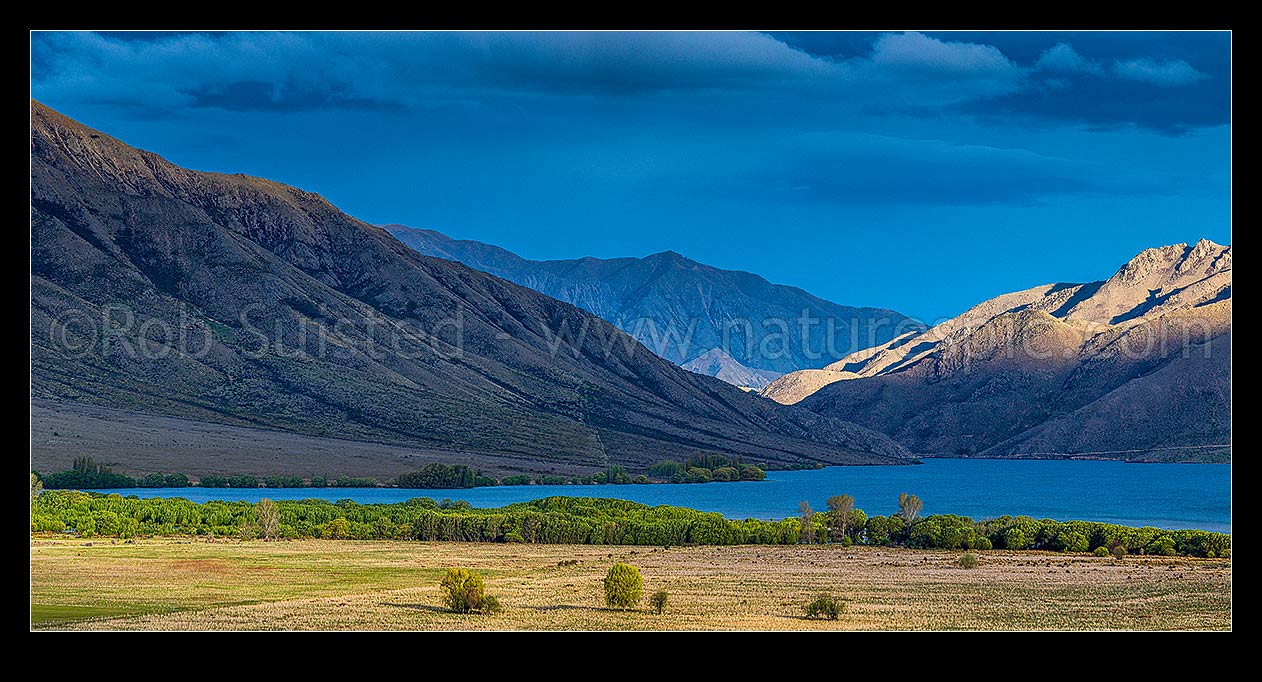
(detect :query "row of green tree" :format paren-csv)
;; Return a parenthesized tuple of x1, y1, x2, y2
(35, 456, 766, 491)
(793, 492, 1229, 558)
(29, 490, 1229, 557)
(645, 453, 767, 483)
(37, 458, 154, 489)
(35, 462, 386, 490)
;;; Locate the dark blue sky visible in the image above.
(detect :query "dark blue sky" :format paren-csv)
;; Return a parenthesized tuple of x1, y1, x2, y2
(31, 31, 1231, 322)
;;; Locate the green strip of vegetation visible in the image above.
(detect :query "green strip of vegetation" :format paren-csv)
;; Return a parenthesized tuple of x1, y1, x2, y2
(35, 454, 769, 490)
(30, 490, 1229, 558)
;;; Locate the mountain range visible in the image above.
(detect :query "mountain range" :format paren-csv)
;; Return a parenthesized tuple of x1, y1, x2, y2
(30, 101, 911, 478)
(386, 225, 922, 388)
(763, 240, 1231, 461)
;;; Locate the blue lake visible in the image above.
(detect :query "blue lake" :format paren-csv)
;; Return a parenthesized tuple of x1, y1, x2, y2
(93, 459, 1231, 532)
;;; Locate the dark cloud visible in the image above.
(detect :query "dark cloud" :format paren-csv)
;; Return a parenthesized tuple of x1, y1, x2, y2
(684, 133, 1165, 207)
(774, 31, 1229, 133)
(30, 31, 1030, 115)
(968, 68, 1228, 135)
(33, 31, 838, 113)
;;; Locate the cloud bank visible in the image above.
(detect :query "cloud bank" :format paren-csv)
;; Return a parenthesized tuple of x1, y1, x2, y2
(1113, 58, 1210, 86)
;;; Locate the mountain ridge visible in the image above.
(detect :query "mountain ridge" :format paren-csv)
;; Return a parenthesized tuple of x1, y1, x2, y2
(30, 100, 911, 476)
(386, 224, 924, 381)
(762, 239, 1230, 461)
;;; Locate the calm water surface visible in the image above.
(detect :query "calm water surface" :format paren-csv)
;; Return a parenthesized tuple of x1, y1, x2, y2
(94, 459, 1230, 532)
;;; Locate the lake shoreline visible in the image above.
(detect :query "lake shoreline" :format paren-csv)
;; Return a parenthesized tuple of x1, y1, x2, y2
(918, 453, 1231, 465)
(71, 459, 1231, 532)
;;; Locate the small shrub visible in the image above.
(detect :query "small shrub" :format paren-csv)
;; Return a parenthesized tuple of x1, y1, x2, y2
(805, 594, 844, 620)
(557, 559, 579, 567)
(603, 563, 643, 609)
(439, 567, 499, 614)
(958, 552, 979, 569)
(974, 536, 993, 551)
(649, 589, 669, 614)
(1093, 546, 1110, 557)
(1110, 544, 1127, 560)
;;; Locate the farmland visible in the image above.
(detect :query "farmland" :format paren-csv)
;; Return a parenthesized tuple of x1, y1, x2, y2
(31, 537, 1231, 631)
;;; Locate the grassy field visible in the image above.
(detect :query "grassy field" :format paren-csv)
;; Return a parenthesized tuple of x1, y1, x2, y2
(30, 537, 1231, 630)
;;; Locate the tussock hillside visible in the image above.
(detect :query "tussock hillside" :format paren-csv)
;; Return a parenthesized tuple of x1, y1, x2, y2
(30, 101, 911, 474)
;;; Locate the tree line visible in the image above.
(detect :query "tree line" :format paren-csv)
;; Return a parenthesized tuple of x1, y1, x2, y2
(30, 490, 1229, 557)
(795, 492, 1228, 558)
(35, 455, 769, 491)
(645, 453, 767, 483)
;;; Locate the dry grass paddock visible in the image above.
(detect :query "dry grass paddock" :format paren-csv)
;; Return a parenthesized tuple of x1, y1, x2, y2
(30, 537, 1230, 631)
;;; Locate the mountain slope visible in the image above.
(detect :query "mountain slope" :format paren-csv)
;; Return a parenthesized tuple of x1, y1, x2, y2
(30, 101, 910, 475)
(386, 225, 923, 380)
(764, 241, 1230, 460)
(680, 348, 781, 390)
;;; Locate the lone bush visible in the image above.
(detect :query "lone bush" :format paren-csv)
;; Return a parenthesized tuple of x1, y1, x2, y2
(649, 589, 669, 614)
(439, 567, 499, 614)
(958, 552, 979, 569)
(603, 563, 643, 609)
(1110, 544, 1127, 560)
(805, 594, 844, 620)
(1093, 546, 1110, 557)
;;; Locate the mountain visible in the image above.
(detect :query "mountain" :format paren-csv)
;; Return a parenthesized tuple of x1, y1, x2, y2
(680, 348, 782, 390)
(386, 226, 923, 384)
(763, 241, 1231, 461)
(29, 101, 911, 478)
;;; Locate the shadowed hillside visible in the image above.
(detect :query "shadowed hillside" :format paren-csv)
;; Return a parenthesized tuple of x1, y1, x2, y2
(30, 101, 910, 476)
